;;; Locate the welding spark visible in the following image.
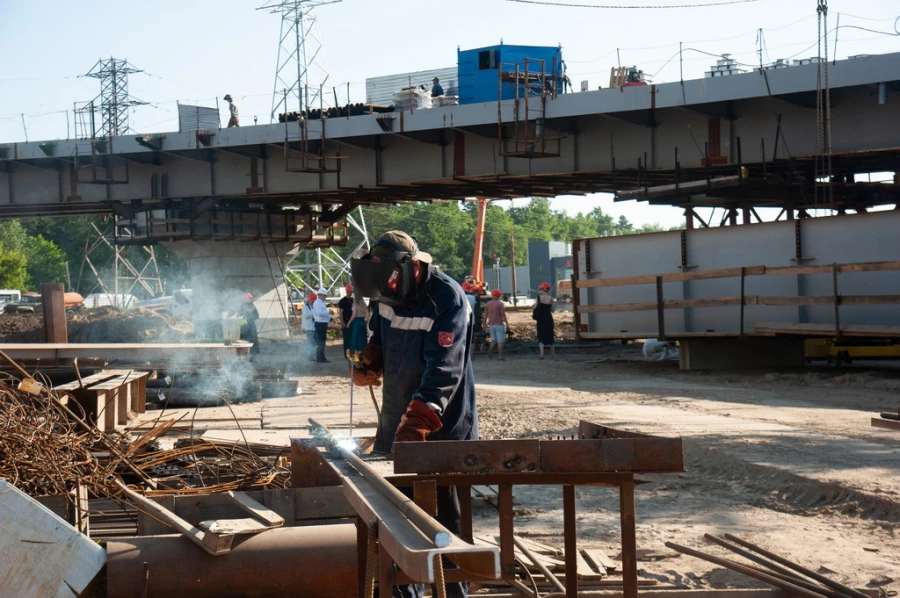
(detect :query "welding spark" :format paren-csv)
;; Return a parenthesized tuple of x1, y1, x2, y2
(337, 439, 359, 453)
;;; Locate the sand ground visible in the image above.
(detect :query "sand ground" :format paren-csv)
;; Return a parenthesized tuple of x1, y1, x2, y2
(137, 311, 900, 593)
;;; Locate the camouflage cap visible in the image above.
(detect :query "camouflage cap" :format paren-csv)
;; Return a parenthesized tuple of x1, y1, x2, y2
(371, 230, 433, 264)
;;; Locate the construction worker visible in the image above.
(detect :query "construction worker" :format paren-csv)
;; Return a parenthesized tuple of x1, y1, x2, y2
(237, 293, 260, 355)
(224, 94, 239, 127)
(534, 282, 555, 360)
(338, 285, 355, 359)
(351, 230, 477, 598)
(312, 289, 331, 363)
(431, 77, 444, 98)
(483, 289, 510, 361)
(301, 292, 317, 361)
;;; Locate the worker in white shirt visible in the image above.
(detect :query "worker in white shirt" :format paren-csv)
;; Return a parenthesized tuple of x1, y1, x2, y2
(312, 289, 331, 363)
(301, 292, 317, 361)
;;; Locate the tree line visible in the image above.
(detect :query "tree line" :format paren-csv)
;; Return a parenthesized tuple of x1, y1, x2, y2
(363, 198, 681, 280)
(0, 216, 186, 296)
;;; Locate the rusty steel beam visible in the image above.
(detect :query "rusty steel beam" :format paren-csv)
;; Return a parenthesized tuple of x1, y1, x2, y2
(393, 439, 540, 474)
(307, 419, 501, 586)
(309, 418, 452, 548)
(390, 423, 683, 475)
(540, 438, 684, 473)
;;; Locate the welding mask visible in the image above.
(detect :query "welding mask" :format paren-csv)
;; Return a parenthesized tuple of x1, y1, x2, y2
(350, 238, 421, 307)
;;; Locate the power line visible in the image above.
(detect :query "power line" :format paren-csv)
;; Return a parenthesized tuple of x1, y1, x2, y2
(504, 0, 765, 8)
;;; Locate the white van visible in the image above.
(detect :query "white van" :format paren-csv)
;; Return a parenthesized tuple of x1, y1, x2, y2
(0, 289, 22, 308)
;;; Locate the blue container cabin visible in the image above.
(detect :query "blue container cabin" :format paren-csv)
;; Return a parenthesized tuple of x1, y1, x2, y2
(457, 43, 565, 105)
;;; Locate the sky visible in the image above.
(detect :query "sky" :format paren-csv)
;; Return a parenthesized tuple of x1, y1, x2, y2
(1, 0, 898, 228)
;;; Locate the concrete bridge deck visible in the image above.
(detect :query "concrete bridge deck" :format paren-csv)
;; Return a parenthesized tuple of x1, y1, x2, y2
(0, 51, 897, 226)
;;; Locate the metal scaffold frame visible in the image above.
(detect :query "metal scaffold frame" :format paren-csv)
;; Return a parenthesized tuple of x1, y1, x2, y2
(284, 206, 369, 297)
(77, 221, 164, 308)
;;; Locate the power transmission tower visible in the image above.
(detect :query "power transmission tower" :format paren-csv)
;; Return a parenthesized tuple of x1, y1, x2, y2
(79, 57, 148, 138)
(257, 0, 342, 123)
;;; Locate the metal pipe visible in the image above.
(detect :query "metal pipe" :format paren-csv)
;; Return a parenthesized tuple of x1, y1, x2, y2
(878, 82, 888, 105)
(704, 535, 847, 598)
(309, 418, 452, 548)
(722, 534, 870, 598)
(665, 542, 827, 598)
(106, 525, 358, 598)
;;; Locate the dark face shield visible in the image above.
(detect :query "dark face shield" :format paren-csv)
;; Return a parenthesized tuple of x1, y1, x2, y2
(350, 248, 415, 306)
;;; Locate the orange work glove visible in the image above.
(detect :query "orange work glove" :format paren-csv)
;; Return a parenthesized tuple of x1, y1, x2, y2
(394, 400, 443, 443)
(352, 368, 382, 387)
(359, 344, 384, 376)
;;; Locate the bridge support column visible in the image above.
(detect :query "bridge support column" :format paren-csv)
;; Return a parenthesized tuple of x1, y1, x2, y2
(164, 240, 296, 341)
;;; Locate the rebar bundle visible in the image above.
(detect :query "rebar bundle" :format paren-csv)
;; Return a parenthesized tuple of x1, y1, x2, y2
(0, 372, 289, 503)
(0, 375, 121, 499)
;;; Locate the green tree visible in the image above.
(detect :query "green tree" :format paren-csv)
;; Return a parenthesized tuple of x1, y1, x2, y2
(0, 242, 28, 290)
(637, 223, 665, 233)
(23, 234, 66, 287)
(614, 215, 634, 235)
(0, 220, 28, 254)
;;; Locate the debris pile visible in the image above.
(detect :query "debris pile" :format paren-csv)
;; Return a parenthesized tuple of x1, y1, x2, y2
(0, 307, 189, 343)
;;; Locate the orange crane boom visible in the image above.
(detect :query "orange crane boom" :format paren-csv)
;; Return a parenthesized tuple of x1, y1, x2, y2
(468, 197, 489, 294)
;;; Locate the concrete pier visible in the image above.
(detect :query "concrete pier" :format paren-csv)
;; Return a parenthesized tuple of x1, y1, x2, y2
(166, 240, 296, 340)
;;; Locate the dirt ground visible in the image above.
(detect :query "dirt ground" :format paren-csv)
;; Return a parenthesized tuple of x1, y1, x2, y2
(134, 328, 900, 594)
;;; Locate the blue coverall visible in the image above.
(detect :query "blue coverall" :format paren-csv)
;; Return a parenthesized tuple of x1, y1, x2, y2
(368, 265, 478, 598)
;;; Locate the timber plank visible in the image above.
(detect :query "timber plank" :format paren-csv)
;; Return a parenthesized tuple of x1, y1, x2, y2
(227, 491, 284, 527)
(583, 548, 619, 572)
(754, 322, 900, 338)
(576, 549, 606, 580)
(872, 418, 900, 431)
(576, 266, 767, 289)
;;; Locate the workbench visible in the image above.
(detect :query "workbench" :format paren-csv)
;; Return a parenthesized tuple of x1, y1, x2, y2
(291, 420, 684, 598)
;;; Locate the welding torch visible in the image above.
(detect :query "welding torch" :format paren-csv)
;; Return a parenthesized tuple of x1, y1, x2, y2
(347, 349, 384, 449)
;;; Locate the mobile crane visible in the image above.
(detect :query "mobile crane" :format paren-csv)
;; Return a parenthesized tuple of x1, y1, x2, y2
(464, 197, 489, 294)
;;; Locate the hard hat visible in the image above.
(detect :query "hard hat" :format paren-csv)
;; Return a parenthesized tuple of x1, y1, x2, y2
(539, 282, 551, 291)
(461, 282, 472, 292)
(244, 293, 253, 302)
(345, 284, 353, 293)
(491, 289, 501, 297)
(317, 289, 327, 296)
(308, 292, 317, 302)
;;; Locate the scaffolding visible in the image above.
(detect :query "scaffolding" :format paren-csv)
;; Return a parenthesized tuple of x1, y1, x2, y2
(497, 58, 562, 159)
(284, 207, 369, 297)
(77, 221, 164, 308)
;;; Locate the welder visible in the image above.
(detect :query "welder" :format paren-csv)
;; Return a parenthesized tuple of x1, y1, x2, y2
(350, 230, 477, 598)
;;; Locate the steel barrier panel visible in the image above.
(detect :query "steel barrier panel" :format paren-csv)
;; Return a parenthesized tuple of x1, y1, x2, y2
(581, 211, 900, 336)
